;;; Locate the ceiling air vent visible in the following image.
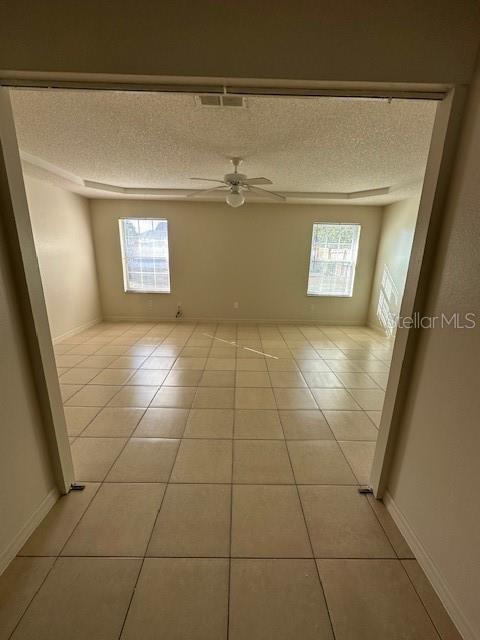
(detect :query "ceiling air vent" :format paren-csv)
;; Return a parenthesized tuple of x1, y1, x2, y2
(196, 95, 247, 108)
(221, 95, 245, 107)
(198, 95, 222, 106)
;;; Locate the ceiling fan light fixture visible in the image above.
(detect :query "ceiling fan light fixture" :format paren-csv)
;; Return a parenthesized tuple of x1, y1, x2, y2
(226, 190, 245, 208)
(188, 158, 284, 206)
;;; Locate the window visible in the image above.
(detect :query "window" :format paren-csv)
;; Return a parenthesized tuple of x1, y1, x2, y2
(119, 218, 171, 293)
(307, 223, 360, 297)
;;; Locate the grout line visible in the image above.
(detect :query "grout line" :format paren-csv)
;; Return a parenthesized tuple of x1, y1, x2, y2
(6, 558, 54, 639)
(364, 495, 401, 560)
(271, 368, 338, 640)
(18, 554, 408, 560)
(333, 437, 363, 486)
(398, 560, 445, 640)
(78, 480, 362, 486)
(116, 336, 199, 638)
(74, 405, 105, 437)
(74, 435, 376, 442)
(226, 329, 236, 640)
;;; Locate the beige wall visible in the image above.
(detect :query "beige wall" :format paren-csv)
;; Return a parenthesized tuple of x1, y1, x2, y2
(368, 197, 420, 331)
(90, 200, 382, 324)
(386, 63, 480, 639)
(0, 221, 56, 572)
(24, 175, 101, 340)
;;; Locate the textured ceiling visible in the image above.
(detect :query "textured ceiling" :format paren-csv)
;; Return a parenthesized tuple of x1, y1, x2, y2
(11, 88, 436, 203)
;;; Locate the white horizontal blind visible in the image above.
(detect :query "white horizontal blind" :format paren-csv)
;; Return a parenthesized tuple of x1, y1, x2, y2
(119, 218, 171, 293)
(307, 223, 360, 296)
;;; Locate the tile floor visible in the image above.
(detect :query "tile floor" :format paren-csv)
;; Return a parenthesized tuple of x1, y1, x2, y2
(0, 322, 461, 639)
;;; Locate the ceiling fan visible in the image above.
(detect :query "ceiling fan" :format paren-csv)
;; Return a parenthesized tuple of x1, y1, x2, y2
(186, 158, 286, 207)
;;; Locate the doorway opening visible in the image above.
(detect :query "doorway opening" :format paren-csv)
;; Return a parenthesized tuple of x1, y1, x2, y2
(4, 85, 439, 494)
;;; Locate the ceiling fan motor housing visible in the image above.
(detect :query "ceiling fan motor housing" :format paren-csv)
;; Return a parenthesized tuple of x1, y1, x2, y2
(224, 172, 247, 186)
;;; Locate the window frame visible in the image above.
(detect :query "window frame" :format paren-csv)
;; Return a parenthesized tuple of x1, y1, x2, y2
(306, 222, 361, 298)
(118, 217, 172, 294)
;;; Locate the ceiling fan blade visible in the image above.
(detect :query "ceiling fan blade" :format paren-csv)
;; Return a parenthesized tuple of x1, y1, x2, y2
(190, 177, 226, 184)
(186, 186, 228, 198)
(243, 177, 273, 185)
(247, 185, 286, 201)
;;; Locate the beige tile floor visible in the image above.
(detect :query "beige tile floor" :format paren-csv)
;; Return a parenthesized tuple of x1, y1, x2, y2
(0, 322, 462, 640)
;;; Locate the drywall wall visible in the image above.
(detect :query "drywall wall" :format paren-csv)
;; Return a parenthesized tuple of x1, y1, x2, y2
(0, 1, 479, 84)
(24, 175, 101, 340)
(89, 200, 382, 323)
(368, 197, 420, 332)
(0, 219, 56, 573)
(386, 61, 480, 640)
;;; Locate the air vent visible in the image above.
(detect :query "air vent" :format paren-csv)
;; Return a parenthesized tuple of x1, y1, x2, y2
(221, 95, 245, 107)
(196, 95, 247, 108)
(198, 95, 221, 106)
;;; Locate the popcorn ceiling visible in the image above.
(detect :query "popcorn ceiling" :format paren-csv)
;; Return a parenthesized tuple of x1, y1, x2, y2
(11, 89, 436, 203)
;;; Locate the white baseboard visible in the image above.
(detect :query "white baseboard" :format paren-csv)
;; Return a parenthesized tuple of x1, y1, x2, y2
(53, 317, 103, 344)
(103, 314, 364, 326)
(0, 487, 59, 576)
(384, 491, 475, 640)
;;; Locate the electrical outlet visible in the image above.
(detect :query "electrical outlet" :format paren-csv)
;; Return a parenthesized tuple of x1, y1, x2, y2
(233, 301, 239, 309)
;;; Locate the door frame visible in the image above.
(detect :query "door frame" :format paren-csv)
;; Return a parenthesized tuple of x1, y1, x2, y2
(0, 73, 466, 497)
(0, 87, 74, 493)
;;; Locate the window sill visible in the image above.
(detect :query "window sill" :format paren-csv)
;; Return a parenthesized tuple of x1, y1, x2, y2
(124, 289, 171, 294)
(307, 293, 353, 298)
